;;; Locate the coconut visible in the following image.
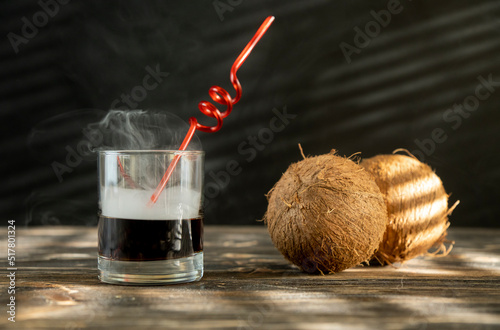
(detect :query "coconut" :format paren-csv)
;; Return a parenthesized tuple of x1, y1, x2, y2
(360, 151, 459, 265)
(264, 151, 388, 274)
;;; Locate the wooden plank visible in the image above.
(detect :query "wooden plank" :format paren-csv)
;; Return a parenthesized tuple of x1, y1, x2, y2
(0, 226, 499, 329)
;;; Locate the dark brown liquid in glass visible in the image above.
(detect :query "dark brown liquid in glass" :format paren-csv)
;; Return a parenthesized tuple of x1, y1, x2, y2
(98, 217, 203, 261)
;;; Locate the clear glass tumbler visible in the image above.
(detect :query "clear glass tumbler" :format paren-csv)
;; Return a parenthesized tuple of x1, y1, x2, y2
(97, 150, 204, 285)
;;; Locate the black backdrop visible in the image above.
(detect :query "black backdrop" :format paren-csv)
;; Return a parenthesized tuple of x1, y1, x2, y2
(1, 0, 499, 227)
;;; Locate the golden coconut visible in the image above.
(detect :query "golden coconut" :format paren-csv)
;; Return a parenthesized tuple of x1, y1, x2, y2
(360, 151, 459, 265)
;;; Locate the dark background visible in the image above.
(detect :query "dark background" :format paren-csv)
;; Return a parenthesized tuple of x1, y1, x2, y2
(1, 0, 499, 227)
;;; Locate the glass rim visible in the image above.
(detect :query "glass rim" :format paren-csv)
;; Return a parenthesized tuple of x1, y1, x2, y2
(98, 149, 204, 156)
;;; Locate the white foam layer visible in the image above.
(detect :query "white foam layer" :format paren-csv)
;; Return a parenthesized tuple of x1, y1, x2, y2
(101, 186, 201, 220)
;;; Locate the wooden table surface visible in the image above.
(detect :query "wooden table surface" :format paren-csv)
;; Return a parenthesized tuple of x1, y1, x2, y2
(1, 226, 499, 329)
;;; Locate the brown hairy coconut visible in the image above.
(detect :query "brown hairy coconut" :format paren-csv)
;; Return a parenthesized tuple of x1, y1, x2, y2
(360, 151, 459, 265)
(264, 150, 388, 274)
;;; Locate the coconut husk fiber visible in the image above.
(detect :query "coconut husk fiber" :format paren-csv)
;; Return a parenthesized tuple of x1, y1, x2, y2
(264, 151, 388, 274)
(360, 151, 459, 265)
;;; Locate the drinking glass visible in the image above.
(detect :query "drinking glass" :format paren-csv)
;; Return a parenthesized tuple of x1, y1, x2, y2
(97, 150, 204, 285)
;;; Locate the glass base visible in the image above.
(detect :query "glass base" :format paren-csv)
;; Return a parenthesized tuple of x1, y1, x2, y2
(98, 252, 203, 285)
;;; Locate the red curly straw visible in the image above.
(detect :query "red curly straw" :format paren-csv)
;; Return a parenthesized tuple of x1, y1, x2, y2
(147, 16, 275, 206)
